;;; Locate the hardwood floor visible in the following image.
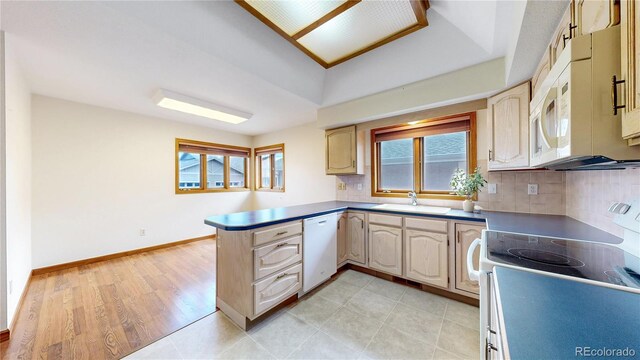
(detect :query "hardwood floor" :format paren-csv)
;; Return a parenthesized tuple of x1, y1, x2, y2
(1, 239, 216, 360)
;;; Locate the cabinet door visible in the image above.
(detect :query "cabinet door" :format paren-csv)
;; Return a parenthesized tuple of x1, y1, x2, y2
(621, 0, 640, 144)
(487, 81, 531, 170)
(347, 212, 366, 264)
(550, 4, 573, 66)
(337, 213, 348, 265)
(576, 0, 619, 35)
(326, 126, 357, 174)
(532, 48, 551, 97)
(455, 223, 484, 295)
(369, 224, 402, 276)
(404, 229, 448, 288)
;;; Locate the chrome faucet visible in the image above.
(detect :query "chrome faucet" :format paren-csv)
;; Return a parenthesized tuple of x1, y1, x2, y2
(408, 191, 418, 206)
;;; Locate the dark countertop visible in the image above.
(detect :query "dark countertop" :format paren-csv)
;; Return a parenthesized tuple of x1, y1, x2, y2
(204, 200, 622, 244)
(494, 266, 640, 359)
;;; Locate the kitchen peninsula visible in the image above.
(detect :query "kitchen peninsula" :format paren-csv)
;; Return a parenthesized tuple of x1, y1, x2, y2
(205, 201, 621, 329)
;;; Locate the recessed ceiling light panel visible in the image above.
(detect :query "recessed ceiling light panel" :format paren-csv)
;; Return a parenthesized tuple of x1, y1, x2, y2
(245, 0, 348, 36)
(153, 89, 252, 125)
(298, 1, 418, 64)
(236, 0, 429, 68)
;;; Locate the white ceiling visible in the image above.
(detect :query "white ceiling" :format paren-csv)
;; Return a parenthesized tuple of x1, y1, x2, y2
(1, 1, 568, 135)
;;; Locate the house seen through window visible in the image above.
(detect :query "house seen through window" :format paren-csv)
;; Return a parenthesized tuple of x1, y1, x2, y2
(256, 144, 285, 191)
(176, 139, 251, 193)
(373, 112, 476, 199)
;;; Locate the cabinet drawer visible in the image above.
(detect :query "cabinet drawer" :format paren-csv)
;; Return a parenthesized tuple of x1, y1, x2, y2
(253, 222, 302, 247)
(405, 217, 447, 233)
(253, 263, 302, 316)
(368, 213, 402, 227)
(254, 236, 302, 280)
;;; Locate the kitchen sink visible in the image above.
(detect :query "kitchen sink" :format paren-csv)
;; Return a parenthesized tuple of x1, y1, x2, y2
(372, 203, 451, 215)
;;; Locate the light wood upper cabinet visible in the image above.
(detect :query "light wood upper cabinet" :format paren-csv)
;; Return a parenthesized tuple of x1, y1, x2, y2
(550, 4, 574, 66)
(487, 81, 531, 170)
(337, 212, 348, 265)
(532, 48, 551, 97)
(620, 0, 640, 145)
(575, 0, 620, 36)
(455, 223, 484, 295)
(325, 126, 364, 174)
(347, 212, 366, 264)
(404, 229, 448, 288)
(369, 224, 402, 276)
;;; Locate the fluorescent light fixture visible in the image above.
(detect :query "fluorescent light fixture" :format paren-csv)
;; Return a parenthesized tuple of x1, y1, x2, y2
(407, 121, 420, 125)
(153, 89, 252, 124)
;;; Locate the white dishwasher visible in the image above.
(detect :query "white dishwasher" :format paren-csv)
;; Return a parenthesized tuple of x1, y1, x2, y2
(302, 213, 337, 293)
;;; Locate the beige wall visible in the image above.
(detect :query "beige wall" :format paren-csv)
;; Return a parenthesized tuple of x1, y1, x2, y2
(3, 32, 32, 328)
(252, 123, 336, 209)
(31, 96, 254, 268)
(566, 169, 640, 238)
(318, 58, 505, 128)
(335, 102, 566, 215)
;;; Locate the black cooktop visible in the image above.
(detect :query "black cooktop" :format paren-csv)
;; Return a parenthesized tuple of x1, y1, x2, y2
(486, 231, 640, 289)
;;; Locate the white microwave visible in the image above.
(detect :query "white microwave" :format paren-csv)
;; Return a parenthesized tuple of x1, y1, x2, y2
(530, 25, 640, 169)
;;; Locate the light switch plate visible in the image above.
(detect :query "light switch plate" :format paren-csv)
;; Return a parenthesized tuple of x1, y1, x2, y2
(528, 184, 538, 195)
(357, 183, 363, 191)
(488, 183, 497, 194)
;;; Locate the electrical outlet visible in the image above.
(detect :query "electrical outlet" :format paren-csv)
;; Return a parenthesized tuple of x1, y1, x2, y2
(488, 183, 497, 194)
(139, 228, 146, 236)
(337, 182, 346, 190)
(357, 183, 363, 191)
(528, 184, 538, 195)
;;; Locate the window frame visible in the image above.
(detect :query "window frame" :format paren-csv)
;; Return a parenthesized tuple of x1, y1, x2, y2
(370, 112, 477, 200)
(175, 138, 251, 194)
(255, 143, 285, 192)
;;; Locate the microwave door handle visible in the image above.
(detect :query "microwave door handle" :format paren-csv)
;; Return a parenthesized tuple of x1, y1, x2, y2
(538, 113, 552, 149)
(467, 238, 481, 281)
(539, 88, 558, 148)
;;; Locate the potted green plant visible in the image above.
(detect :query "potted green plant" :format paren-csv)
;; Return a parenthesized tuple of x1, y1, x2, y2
(450, 167, 487, 212)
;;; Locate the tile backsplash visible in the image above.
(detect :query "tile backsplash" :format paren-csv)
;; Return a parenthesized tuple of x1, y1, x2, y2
(566, 168, 640, 238)
(336, 161, 565, 215)
(336, 165, 640, 238)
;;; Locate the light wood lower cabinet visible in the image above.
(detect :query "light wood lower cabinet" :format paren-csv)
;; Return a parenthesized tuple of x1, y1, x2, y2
(368, 224, 402, 276)
(216, 220, 303, 329)
(254, 236, 302, 279)
(347, 212, 366, 264)
(254, 263, 302, 315)
(404, 229, 448, 288)
(337, 212, 348, 265)
(455, 223, 484, 295)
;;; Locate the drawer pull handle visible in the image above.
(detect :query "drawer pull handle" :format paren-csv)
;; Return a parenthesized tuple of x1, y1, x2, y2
(275, 242, 288, 248)
(612, 75, 626, 115)
(274, 231, 288, 236)
(276, 273, 288, 279)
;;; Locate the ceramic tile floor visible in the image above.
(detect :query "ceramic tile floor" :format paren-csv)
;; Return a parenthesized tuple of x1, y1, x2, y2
(124, 270, 480, 360)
